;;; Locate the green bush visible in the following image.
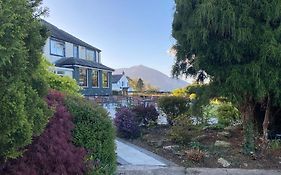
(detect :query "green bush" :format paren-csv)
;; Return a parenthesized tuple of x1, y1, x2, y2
(216, 102, 240, 127)
(39, 58, 82, 97)
(0, 1, 50, 160)
(169, 114, 197, 144)
(158, 96, 189, 124)
(65, 96, 116, 175)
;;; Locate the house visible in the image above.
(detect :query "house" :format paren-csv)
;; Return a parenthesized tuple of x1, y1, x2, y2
(112, 72, 130, 95)
(42, 20, 114, 96)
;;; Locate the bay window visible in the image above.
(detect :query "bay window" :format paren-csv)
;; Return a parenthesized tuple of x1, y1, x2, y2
(79, 68, 88, 87)
(102, 71, 109, 88)
(92, 70, 99, 87)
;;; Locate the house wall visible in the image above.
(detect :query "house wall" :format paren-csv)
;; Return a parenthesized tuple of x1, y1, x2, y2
(112, 75, 129, 91)
(43, 37, 99, 63)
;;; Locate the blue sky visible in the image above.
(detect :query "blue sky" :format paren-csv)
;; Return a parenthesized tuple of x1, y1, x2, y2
(42, 0, 176, 77)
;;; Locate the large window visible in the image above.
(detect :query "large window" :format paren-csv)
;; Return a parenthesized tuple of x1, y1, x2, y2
(86, 49, 97, 62)
(79, 68, 88, 87)
(73, 44, 79, 58)
(102, 71, 109, 88)
(92, 70, 99, 87)
(50, 38, 65, 56)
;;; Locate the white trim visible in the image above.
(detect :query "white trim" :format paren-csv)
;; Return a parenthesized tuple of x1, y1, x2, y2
(63, 64, 113, 72)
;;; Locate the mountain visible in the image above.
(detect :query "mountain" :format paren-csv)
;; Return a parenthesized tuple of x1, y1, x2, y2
(114, 65, 189, 91)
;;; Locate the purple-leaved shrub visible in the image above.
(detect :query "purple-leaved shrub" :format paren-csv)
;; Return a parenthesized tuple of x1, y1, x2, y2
(0, 91, 87, 175)
(114, 107, 140, 139)
(132, 105, 159, 126)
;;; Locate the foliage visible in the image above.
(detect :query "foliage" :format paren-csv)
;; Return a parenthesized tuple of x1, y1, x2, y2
(1, 91, 87, 175)
(132, 105, 159, 127)
(114, 107, 141, 139)
(136, 78, 145, 92)
(243, 122, 255, 154)
(172, 0, 281, 150)
(185, 149, 205, 162)
(46, 66, 81, 97)
(172, 87, 188, 97)
(158, 96, 189, 124)
(0, 0, 50, 160)
(169, 114, 197, 144)
(216, 102, 240, 127)
(65, 96, 116, 175)
(269, 139, 281, 150)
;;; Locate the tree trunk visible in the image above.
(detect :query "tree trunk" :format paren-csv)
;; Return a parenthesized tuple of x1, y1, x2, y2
(240, 96, 255, 154)
(262, 96, 270, 145)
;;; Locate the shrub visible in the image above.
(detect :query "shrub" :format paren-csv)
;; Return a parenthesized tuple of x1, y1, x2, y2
(114, 107, 141, 139)
(185, 149, 205, 162)
(169, 114, 197, 144)
(1, 91, 87, 175)
(158, 96, 189, 124)
(0, 0, 50, 160)
(65, 96, 116, 175)
(216, 102, 240, 127)
(132, 105, 159, 126)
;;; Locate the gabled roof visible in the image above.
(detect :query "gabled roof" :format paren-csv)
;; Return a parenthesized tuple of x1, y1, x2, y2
(55, 57, 114, 71)
(41, 20, 101, 51)
(112, 74, 123, 83)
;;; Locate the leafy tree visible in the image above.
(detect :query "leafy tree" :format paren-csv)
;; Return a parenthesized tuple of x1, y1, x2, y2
(136, 78, 144, 92)
(172, 0, 281, 152)
(0, 0, 50, 160)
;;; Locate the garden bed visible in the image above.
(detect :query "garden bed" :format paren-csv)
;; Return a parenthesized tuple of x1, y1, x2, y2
(126, 125, 281, 169)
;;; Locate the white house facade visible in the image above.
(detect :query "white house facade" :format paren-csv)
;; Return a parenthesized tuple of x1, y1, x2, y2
(42, 20, 114, 96)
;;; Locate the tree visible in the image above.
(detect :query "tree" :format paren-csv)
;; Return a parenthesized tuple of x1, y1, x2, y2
(0, 0, 49, 160)
(172, 0, 281, 152)
(136, 78, 144, 92)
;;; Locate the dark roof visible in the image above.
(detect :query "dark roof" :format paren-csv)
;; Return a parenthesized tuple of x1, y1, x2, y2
(41, 20, 101, 51)
(112, 74, 123, 83)
(55, 57, 114, 71)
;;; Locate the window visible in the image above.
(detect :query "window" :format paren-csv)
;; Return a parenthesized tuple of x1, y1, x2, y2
(86, 49, 97, 62)
(92, 70, 99, 87)
(102, 71, 109, 88)
(122, 81, 124, 86)
(50, 39, 65, 56)
(79, 68, 88, 87)
(73, 45, 79, 58)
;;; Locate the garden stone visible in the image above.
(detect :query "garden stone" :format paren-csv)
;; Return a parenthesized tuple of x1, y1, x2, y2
(217, 157, 231, 167)
(194, 134, 208, 141)
(163, 145, 179, 151)
(218, 131, 231, 138)
(148, 140, 163, 148)
(214, 140, 231, 147)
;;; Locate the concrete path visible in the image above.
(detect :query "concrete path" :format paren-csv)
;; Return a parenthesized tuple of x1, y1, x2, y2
(117, 166, 281, 175)
(116, 139, 173, 166)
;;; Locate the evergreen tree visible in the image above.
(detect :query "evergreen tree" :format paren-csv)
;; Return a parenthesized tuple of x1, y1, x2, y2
(136, 78, 144, 92)
(0, 0, 49, 159)
(172, 0, 281, 151)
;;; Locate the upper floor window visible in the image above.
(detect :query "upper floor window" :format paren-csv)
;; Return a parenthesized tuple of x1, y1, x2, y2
(86, 49, 97, 62)
(73, 45, 79, 58)
(102, 71, 109, 88)
(50, 38, 65, 57)
(79, 68, 88, 87)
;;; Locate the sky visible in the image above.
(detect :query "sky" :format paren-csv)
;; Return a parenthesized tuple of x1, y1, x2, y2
(42, 0, 176, 77)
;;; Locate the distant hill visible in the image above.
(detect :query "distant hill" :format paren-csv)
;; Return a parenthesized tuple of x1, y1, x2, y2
(114, 65, 189, 91)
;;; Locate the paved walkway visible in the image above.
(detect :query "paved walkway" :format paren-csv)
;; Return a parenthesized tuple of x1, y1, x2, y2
(116, 139, 172, 166)
(117, 166, 281, 175)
